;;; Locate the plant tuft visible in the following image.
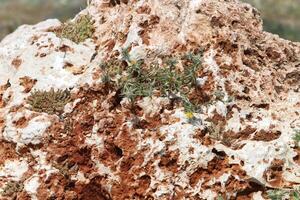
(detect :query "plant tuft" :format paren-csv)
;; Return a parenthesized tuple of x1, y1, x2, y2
(100, 50, 203, 113)
(55, 14, 94, 44)
(27, 88, 71, 115)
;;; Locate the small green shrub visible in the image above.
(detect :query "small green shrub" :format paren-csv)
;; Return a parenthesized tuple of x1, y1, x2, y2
(55, 14, 94, 43)
(100, 50, 203, 113)
(27, 88, 71, 115)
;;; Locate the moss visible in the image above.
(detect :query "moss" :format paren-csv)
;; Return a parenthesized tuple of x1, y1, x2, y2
(27, 88, 71, 115)
(55, 14, 94, 44)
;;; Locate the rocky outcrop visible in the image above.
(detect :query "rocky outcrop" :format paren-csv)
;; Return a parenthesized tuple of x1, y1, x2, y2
(0, 0, 300, 199)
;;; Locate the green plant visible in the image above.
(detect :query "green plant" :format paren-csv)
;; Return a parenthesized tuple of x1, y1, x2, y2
(294, 130, 300, 147)
(121, 47, 131, 63)
(268, 189, 287, 200)
(121, 60, 153, 101)
(100, 59, 124, 86)
(293, 191, 300, 200)
(182, 52, 202, 87)
(27, 88, 71, 115)
(217, 194, 224, 200)
(55, 14, 94, 43)
(181, 95, 199, 113)
(99, 51, 203, 114)
(267, 188, 300, 200)
(1, 181, 23, 196)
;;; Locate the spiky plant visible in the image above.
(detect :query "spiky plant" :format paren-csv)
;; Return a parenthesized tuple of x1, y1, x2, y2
(27, 88, 71, 115)
(99, 51, 203, 114)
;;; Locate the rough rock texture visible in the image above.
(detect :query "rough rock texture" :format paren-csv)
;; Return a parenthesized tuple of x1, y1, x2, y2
(0, 0, 300, 199)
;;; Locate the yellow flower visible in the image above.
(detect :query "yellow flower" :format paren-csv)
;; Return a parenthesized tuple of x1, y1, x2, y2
(185, 112, 194, 119)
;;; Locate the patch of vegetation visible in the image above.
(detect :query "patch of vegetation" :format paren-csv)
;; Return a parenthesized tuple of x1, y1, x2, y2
(100, 49, 203, 113)
(268, 188, 300, 200)
(217, 194, 224, 200)
(1, 181, 23, 197)
(27, 88, 71, 115)
(53, 161, 78, 178)
(293, 191, 300, 200)
(268, 189, 288, 200)
(294, 131, 300, 145)
(55, 14, 94, 43)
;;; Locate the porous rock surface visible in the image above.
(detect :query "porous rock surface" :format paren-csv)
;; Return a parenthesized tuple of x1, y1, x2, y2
(0, 0, 300, 199)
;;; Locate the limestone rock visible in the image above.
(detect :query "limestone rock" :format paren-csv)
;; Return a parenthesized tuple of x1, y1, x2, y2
(0, 0, 300, 199)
